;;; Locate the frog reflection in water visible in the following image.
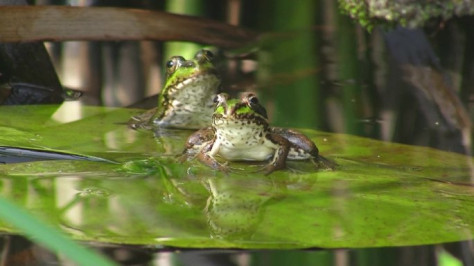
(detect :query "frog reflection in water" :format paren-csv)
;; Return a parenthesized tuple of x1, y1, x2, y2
(184, 93, 330, 174)
(129, 49, 220, 130)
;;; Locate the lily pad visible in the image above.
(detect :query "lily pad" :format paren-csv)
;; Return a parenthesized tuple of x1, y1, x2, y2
(0, 103, 473, 249)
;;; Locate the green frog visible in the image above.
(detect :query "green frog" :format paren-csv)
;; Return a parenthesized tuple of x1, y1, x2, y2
(129, 49, 220, 129)
(183, 93, 329, 174)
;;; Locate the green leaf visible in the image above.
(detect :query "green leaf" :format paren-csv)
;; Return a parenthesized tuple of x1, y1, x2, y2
(0, 104, 473, 249)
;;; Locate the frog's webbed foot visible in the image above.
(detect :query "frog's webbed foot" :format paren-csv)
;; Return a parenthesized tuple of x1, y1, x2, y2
(283, 164, 307, 174)
(177, 144, 198, 163)
(127, 108, 157, 130)
(197, 151, 230, 174)
(185, 127, 214, 148)
(259, 164, 282, 175)
(177, 150, 191, 163)
(311, 155, 337, 170)
(180, 127, 215, 163)
(261, 159, 291, 175)
(261, 163, 286, 176)
(220, 161, 231, 174)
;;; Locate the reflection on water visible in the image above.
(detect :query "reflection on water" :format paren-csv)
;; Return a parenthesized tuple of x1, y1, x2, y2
(204, 177, 278, 239)
(41, 159, 320, 246)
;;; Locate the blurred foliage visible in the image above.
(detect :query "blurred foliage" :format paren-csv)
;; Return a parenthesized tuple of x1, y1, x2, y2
(339, 0, 474, 30)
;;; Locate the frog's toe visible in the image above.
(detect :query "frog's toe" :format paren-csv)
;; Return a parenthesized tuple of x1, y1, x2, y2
(312, 156, 337, 170)
(261, 163, 286, 175)
(284, 165, 306, 174)
(217, 163, 231, 174)
(176, 153, 189, 163)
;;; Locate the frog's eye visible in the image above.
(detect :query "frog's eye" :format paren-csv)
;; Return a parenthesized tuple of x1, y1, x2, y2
(166, 56, 186, 76)
(248, 95, 259, 105)
(203, 50, 214, 61)
(214, 93, 228, 106)
(166, 60, 175, 69)
(195, 49, 214, 63)
(167, 56, 185, 68)
(246, 94, 268, 118)
(165, 60, 178, 76)
(182, 61, 196, 68)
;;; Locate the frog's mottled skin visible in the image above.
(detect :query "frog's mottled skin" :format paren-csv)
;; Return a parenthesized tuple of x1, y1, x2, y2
(129, 49, 220, 129)
(183, 93, 321, 174)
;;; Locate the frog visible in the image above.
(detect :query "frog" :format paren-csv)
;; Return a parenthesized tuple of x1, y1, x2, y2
(183, 93, 329, 174)
(129, 49, 220, 129)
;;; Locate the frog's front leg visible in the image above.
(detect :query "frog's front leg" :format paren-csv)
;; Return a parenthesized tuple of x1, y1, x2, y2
(265, 133, 290, 174)
(179, 127, 214, 163)
(185, 127, 214, 149)
(127, 107, 157, 129)
(197, 138, 229, 173)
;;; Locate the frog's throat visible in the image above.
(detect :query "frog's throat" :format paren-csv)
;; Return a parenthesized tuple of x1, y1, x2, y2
(213, 114, 268, 128)
(165, 70, 218, 96)
(153, 72, 219, 122)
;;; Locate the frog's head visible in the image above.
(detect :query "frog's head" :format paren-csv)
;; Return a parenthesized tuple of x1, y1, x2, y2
(213, 93, 268, 126)
(152, 49, 221, 128)
(163, 49, 217, 90)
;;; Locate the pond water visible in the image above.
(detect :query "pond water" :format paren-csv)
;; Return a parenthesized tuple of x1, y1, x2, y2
(1, 1, 474, 266)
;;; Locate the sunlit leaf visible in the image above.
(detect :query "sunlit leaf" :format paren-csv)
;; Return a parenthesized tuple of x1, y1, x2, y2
(0, 104, 473, 249)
